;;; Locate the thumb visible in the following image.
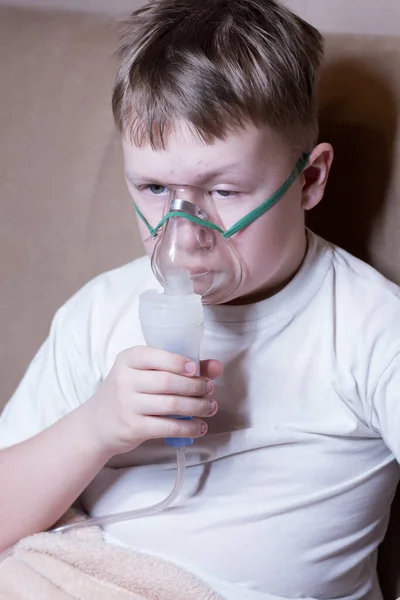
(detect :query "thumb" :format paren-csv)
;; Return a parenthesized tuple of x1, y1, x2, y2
(200, 359, 223, 380)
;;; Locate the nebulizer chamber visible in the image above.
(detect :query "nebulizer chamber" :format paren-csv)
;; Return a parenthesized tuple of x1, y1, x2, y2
(139, 269, 204, 449)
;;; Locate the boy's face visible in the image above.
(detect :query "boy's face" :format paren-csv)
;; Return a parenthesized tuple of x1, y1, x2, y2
(123, 121, 330, 304)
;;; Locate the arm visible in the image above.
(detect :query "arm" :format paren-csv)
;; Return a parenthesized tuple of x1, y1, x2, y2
(0, 283, 111, 549)
(371, 351, 400, 459)
(0, 400, 110, 551)
(0, 348, 220, 551)
(0, 273, 221, 551)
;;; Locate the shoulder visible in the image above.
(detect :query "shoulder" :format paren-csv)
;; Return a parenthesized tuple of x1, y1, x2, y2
(314, 233, 400, 367)
(0, 257, 157, 447)
(60, 255, 156, 324)
(326, 238, 400, 313)
(331, 242, 400, 299)
(51, 255, 158, 364)
(311, 232, 400, 309)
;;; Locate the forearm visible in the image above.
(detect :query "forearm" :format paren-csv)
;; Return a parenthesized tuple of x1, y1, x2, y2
(0, 401, 111, 551)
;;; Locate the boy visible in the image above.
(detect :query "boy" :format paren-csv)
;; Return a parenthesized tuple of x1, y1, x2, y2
(1, 0, 399, 598)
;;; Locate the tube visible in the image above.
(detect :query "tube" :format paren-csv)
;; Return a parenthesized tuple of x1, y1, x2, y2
(53, 446, 186, 533)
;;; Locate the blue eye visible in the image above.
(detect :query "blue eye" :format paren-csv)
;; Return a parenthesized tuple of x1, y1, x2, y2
(147, 184, 168, 195)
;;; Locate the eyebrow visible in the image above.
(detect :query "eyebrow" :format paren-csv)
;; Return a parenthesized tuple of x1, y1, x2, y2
(125, 164, 247, 185)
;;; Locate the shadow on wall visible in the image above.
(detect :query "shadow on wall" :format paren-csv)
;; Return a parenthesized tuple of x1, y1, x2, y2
(307, 59, 398, 267)
(308, 58, 400, 600)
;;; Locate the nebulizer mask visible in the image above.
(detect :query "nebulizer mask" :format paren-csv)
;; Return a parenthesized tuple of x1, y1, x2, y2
(54, 153, 309, 534)
(141, 185, 244, 304)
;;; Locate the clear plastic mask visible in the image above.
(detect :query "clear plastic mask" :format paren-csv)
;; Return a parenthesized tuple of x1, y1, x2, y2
(150, 185, 244, 303)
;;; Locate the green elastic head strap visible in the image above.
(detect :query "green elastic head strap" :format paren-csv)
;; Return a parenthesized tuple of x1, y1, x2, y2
(134, 152, 310, 239)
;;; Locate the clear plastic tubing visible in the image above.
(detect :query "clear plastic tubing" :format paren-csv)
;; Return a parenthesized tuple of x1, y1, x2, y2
(53, 447, 186, 533)
(53, 270, 204, 534)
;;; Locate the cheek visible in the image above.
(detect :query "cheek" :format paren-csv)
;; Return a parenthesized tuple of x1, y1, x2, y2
(135, 218, 157, 257)
(235, 226, 282, 281)
(233, 210, 287, 264)
(230, 193, 303, 279)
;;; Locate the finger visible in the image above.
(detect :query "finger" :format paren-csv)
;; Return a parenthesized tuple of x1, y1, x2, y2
(136, 371, 213, 397)
(118, 346, 197, 376)
(136, 394, 218, 418)
(200, 359, 223, 380)
(142, 416, 208, 440)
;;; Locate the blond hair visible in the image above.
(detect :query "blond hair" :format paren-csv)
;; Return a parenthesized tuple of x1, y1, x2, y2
(112, 0, 323, 150)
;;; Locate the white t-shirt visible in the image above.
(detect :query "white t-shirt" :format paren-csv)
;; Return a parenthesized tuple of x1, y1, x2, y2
(2, 230, 400, 600)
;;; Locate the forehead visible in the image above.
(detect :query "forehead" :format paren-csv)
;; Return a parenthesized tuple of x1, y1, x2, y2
(122, 120, 288, 183)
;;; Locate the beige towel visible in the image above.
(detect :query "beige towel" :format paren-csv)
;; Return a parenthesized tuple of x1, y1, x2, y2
(0, 511, 223, 599)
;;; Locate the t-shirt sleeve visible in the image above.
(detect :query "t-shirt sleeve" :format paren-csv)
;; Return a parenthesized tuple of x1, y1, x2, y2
(370, 352, 400, 462)
(0, 297, 99, 450)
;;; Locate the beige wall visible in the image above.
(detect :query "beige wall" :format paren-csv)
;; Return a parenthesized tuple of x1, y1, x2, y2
(284, 0, 400, 35)
(1, 0, 400, 35)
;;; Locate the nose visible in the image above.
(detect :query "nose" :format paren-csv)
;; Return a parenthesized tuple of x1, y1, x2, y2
(173, 216, 214, 254)
(170, 193, 214, 254)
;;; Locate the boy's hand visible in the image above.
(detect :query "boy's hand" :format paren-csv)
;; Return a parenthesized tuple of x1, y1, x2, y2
(85, 347, 222, 457)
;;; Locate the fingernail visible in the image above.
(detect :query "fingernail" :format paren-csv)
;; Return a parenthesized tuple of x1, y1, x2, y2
(206, 380, 214, 394)
(185, 362, 196, 374)
(208, 401, 217, 415)
(200, 423, 208, 435)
